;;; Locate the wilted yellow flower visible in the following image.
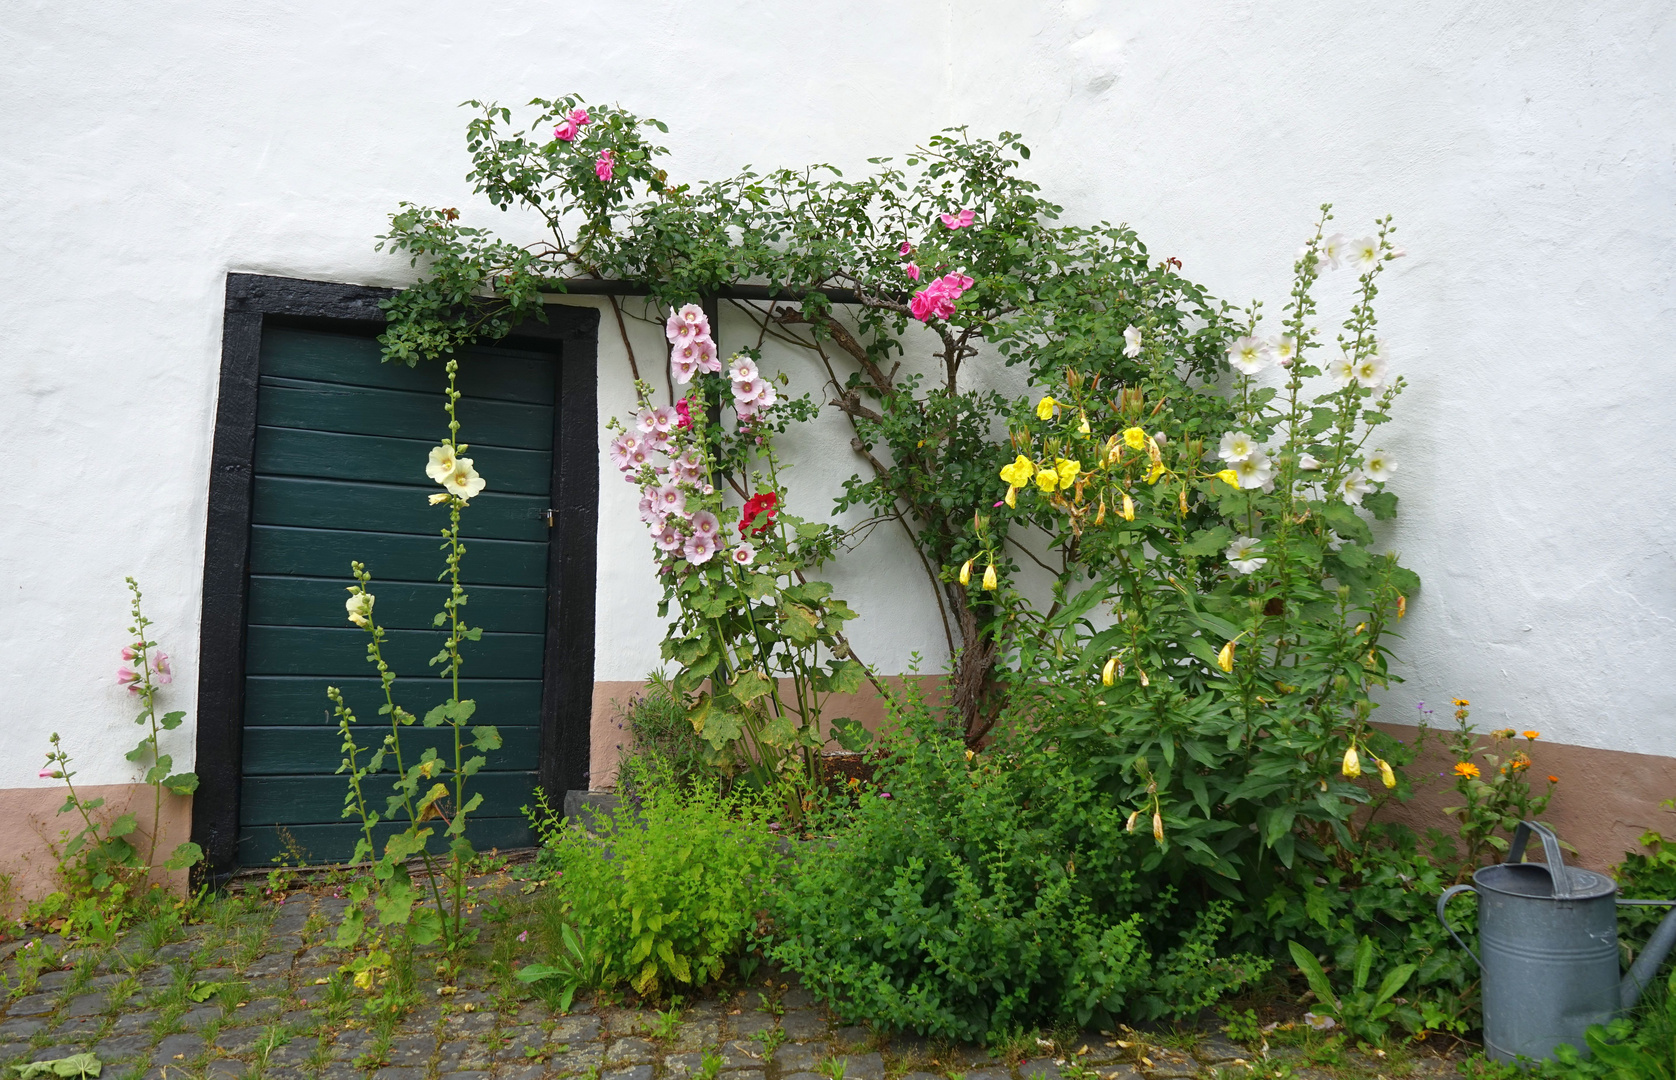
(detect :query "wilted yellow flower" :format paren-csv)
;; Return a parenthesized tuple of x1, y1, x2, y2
(1376, 757, 1396, 789)
(958, 559, 973, 586)
(1104, 435, 1123, 466)
(1055, 458, 1081, 486)
(1126, 810, 1139, 833)
(1145, 462, 1167, 485)
(345, 590, 375, 629)
(1121, 493, 1135, 521)
(999, 454, 1035, 487)
(1037, 396, 1058, 420)
(1077, 412, 1091, 435)
(1102, 657, 1118, 686)
(1123, 427, 1148, 450)
(1035, 468, 1060, 493)
(1137, 668, 1150, 687)
(1005, 485, 1017, 508)
(1341, 745, 1362, 778)
(429, 492, 450, 505)
(1216, 640, 1236, 672)
(1152, 811, 1165, 842)
(1396, 595, 1407, 620)
(1216, 469, 1240, 490)
(1178, 488, 1189, 515)
(965, 748, 975, 761)
(982, 563, 998, 590)
(1454, 761, 1481, 779)
(1095, 498, 1107, 526)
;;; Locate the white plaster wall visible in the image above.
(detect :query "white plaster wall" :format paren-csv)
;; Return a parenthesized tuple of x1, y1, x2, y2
(1, 0, 1671, 793)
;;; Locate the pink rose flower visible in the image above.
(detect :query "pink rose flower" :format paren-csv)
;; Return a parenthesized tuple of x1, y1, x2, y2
(595, 150, 615, 183)
(905, 263, 921, 281)
(555, 108, 590, 142)
(940, 208, 976, 229)
(899, 241, 914, 256)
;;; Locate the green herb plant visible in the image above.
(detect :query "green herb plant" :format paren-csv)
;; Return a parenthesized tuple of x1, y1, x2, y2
(1287, 937, 1417, 1044)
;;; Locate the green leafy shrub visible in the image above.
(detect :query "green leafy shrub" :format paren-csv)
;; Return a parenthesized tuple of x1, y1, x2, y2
(1617, 801, 1676, 963)
(767, 726, 1267, 1042)
(534, 777, 782, 999)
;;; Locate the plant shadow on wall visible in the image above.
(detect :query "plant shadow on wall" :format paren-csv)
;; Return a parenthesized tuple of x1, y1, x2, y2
(362, 96, 1676, 1058)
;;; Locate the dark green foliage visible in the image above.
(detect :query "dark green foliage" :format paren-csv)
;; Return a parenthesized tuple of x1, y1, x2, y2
(613, 677, 710, 796)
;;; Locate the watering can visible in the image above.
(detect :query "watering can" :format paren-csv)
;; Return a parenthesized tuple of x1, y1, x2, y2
(1438, 821, 1676, 1064)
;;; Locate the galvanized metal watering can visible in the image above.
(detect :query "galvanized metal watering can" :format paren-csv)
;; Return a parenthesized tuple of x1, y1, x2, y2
(1438, 821, 1676, 1064)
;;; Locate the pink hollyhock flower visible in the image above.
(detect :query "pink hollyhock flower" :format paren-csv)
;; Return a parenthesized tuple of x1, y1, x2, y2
(120, 645, 138, 661)
(154, 652, 172, 684)
(626, 446, 652, 471)
(666, 313, 701, 346)
(649, 405, 678, 432)
(38, 767, 55, 779)
(595, 150, 615, 183)
(675, 450, 704, 481)
(672, 303, 709, 335)
(728, 355, 759, 383)
(118, 666, 141, 693)
(608, 432, 643, 471)
(899, 241, 914, 256)
(671, 349, 700, 385)
(674, 398, 692, 430)
(638, 492, 664, 526)
(648, 429, 674, 454)
(940, 208, 976, 229)
(905, 263, 921, 281)
(653, 521, 684, 552)
(653, 484, 686, 518)
(689, 510, 720, 540)
(692, 337, 721, 374)
(636, 409, 658, 433)
(731, 543, 756, 566)
(683, 532, 718, 565)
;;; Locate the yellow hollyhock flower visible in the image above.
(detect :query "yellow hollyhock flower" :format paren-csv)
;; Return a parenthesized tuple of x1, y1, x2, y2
(998, 455, 1035, 487)
(1216, 640, 1235, 672)
(1102, 657, 1118, 686)
(959, 559, 973, 586)
(1055, 458, 1081, 486)
(1342, 745, 1362, 778)
(1216, 469, 1240, 490)
(1036, 396, 1058, 420)
(345, 590, 375, 628)
(982, 563, 998, 590)
(1123, 427, 1148, 450)
(1376, 757, 1396, 789)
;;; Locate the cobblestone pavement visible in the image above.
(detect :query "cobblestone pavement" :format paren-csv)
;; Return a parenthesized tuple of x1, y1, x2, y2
(0, 873, 1466, 1080)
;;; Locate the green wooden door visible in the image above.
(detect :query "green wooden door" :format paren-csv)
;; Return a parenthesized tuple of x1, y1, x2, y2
(238, 327, 555, 865)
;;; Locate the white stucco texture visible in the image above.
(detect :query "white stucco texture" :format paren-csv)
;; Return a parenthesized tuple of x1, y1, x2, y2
(2, 0, 1671, 790)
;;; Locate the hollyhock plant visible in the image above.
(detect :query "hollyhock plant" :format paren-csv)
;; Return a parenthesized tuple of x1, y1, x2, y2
(674, 398, 692, 429)
(683, 532, 718, 565)
(740, 491, 778, 535)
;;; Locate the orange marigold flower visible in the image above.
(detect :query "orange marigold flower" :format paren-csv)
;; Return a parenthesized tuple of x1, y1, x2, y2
(1491, 728, 1516, 740)
(1452, 698, 1470, 707)
(1510, 753, 1531, 771)
(1548, 774, 1560, 784)
(1523, 730, 1540, 740)
(1454, 761, 1481, 779)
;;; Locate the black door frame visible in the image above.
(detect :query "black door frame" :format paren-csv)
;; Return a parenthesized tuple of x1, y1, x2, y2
(193, 273, 599, 885)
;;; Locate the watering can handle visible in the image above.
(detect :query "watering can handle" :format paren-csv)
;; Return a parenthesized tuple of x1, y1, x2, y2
(1507, 820, 1574, 899)
(1437, 884, 1482, 969)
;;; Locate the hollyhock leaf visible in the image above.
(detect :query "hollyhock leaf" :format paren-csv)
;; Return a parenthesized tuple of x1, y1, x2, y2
(443, 698, 477, 722)
(1362, 490, 1399, 520)
(108, 813, 138, 839)
(423, 704, 448, 727)
(825, 659, 866, 695)
(126, 741, 152, 763)
(1322, 502, 1373, 544)
(731, 670, 773, 704)
(702, 709, 743, 750)
(164, 841, 204, 870)
(159, 711, 186, 730)
(163, 772, 199, 795)
(471, 724, 502, 751)
(461, 755, 485, 777)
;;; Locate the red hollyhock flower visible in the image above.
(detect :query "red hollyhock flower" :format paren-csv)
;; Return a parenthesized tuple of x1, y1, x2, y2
(740, 492, 779, 536)
(674, 398, 692, 430)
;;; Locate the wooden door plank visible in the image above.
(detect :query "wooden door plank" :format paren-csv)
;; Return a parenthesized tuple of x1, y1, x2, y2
(239, 771, 535, 825)
(249, 526, 547, 587)
(261, 328, 556, 402)
(245, 625, 543, 678)
(255, 427, 552, 496)
(257, 380, 553, 449)
(252, 476, 548, 541)
(249, 575, 547, 633)
(237, 815, 534, 866)
(244, 675, 543, 727)
(241, 724, 540, 776)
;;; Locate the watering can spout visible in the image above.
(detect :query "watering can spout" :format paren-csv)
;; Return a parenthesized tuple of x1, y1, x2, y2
(1621, 903, 1676, 1011)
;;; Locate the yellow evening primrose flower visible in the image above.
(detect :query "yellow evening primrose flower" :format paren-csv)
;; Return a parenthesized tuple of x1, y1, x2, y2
(1377, 757, 1397, 789)
(1342, 745, 1362, 778)
(1123, 427, 1148, 451)
(1126, 810, 1140, 834)
(982, 563, 999, 590)
(1216, 469, 1240, 490)
(1036, 396, 1058, 420)
(1094, 498, 1106, 526)
(1035, 468, 1060, 493)
(1121, 493, 1135, 521)
(1216, 640, 1235, 672)
(1102, 657, 1118, 687)
(1077, 411, 1091, 434)
(1056, 458, 1081, 487)
(1145, 462, 1167, 485)
(998, 455, 1035, 487)
(959, 559, 973, 586)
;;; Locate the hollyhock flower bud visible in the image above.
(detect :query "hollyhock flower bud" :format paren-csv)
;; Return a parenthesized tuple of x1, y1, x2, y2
(121, 646, 138, 661)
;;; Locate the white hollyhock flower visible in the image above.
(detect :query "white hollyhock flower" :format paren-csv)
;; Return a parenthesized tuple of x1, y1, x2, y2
(1218, 431, 1258, 463)
(1353, 351, 1388, 387)
(1273, 336, 1297, 367)
(1224, 536, 1266, 575)
(1364, 449, 1397, 482)
(1123, 325, 1143, 358)
(1320, 233, 1348, 270)
(1329, 355, 1357, 388)
(728, 355, 759, 383)
(1228, 336, 1272, 375)
(442, 457, 486, 501)
(345, 591, 375, 628)
(1349, 236, 1380, 273)
(731, 543, 755, 566)
(1339, 470, 1371, 506)
(425, 445, 457, 483)
(1298, 453, 1322, 471)
(1233, 449, 1274, 490)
